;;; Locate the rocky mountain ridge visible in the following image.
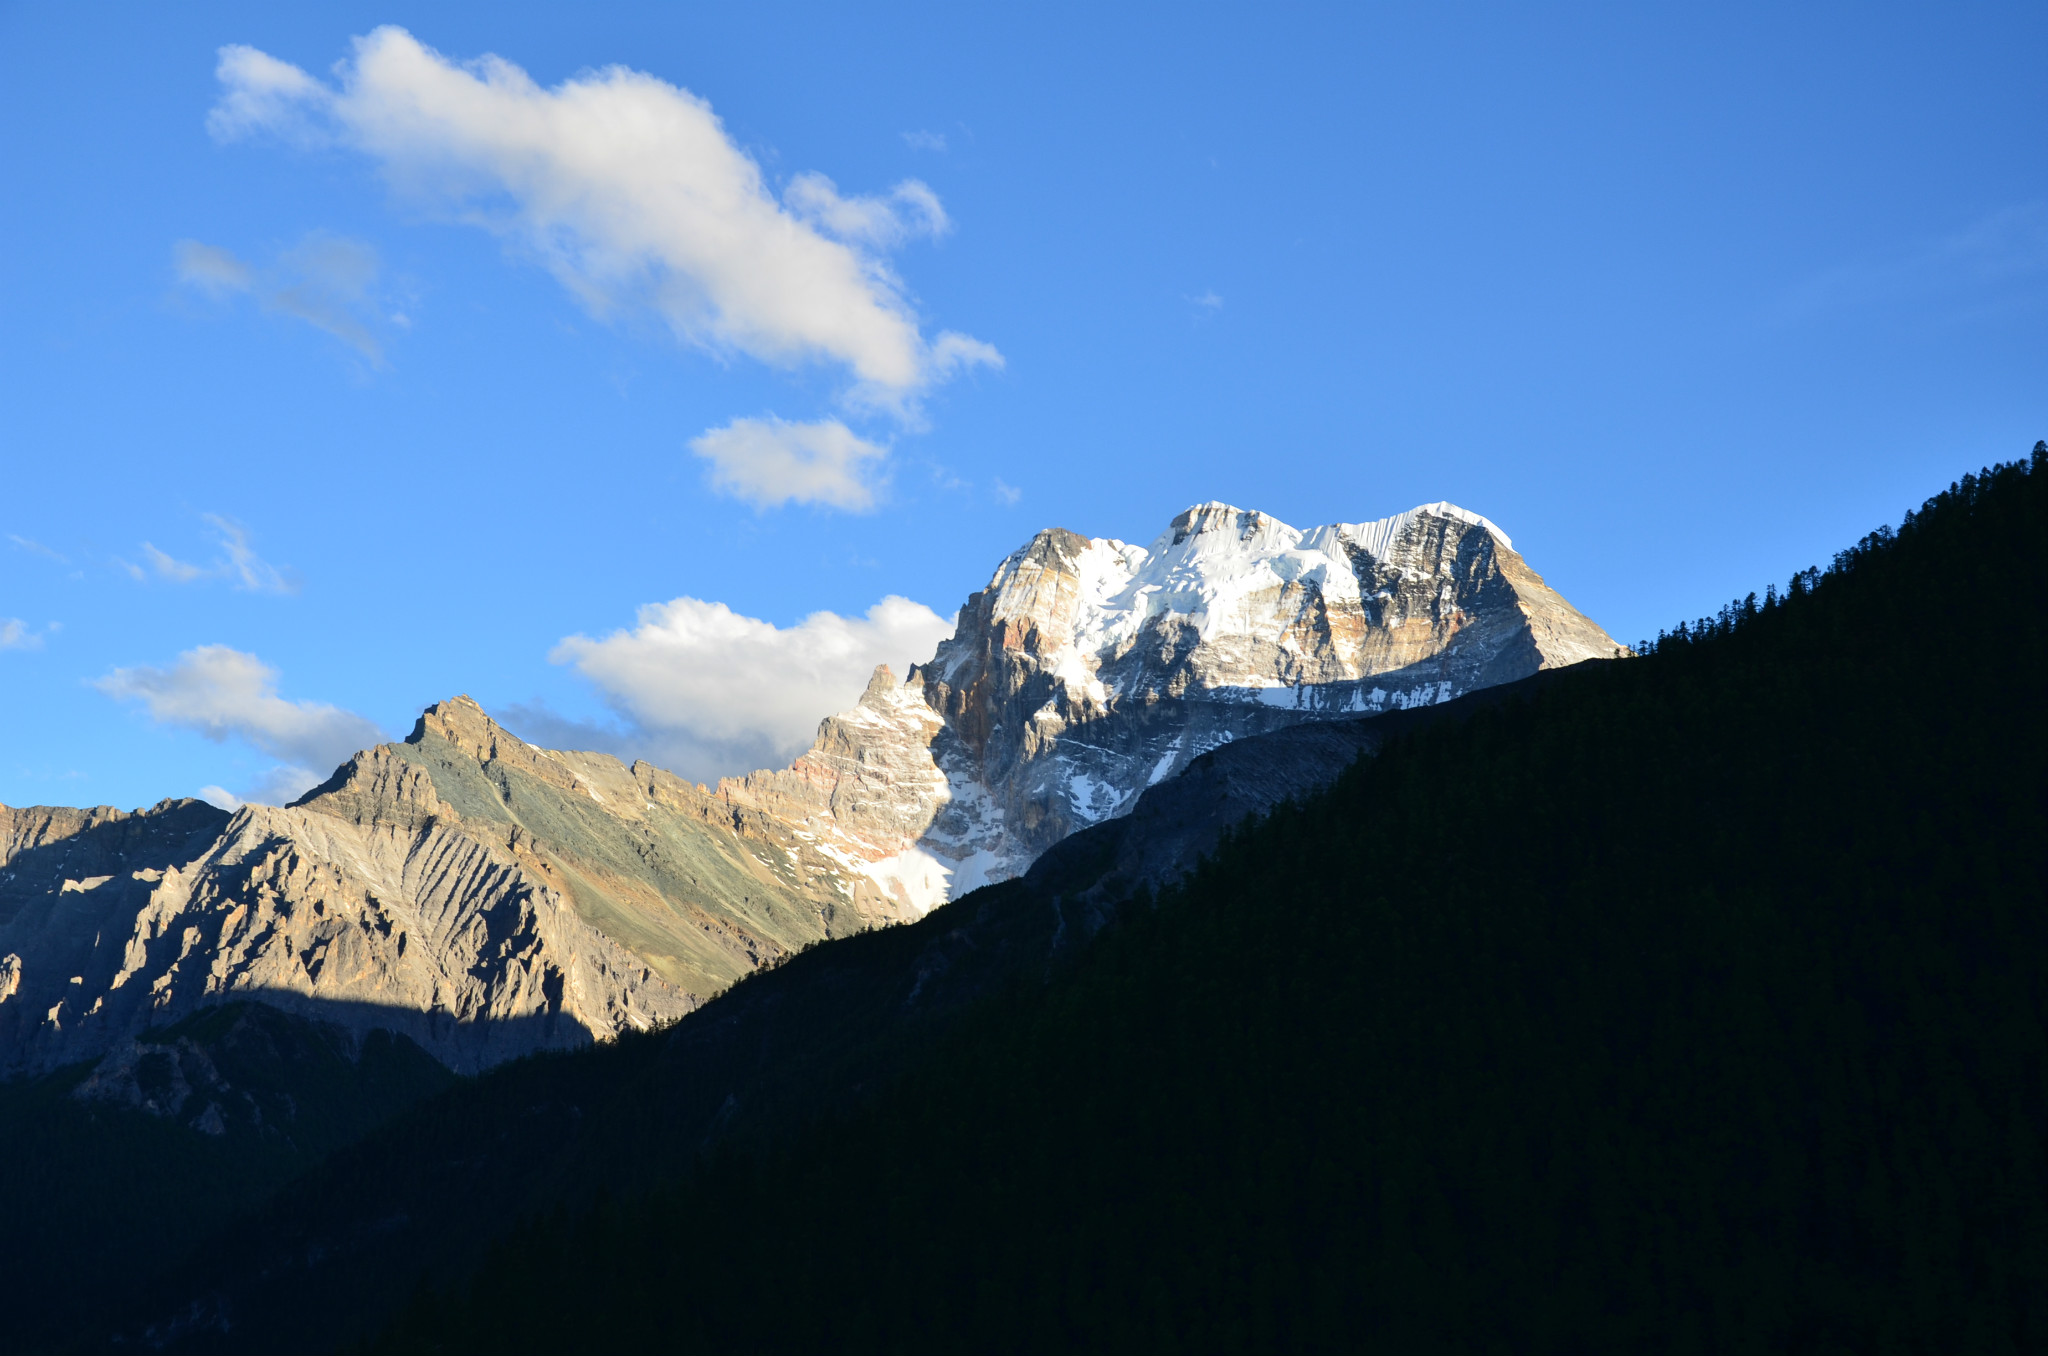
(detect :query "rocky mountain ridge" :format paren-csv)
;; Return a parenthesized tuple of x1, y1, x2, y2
(102, 662, 1632, 1356)
(0, 497, 1619, 1078)
(0, 698, 918, 1078)
(724, 499, 1621, 904)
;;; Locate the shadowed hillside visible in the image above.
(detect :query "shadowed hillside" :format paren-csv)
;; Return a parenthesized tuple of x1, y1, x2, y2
(0, 1003, 453, 1353)
(363, 447, 2047, 1352)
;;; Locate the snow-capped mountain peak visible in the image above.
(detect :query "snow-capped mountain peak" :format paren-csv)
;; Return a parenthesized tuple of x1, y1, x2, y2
(0, 497, 1620, 1082)
(725, 498, 1619, 911)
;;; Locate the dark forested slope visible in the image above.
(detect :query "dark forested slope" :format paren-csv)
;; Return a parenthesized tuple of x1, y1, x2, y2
(116, 647, 1591, 1354)
(373, 449, 2048, 1353)
(0, 1004, 452, 1354)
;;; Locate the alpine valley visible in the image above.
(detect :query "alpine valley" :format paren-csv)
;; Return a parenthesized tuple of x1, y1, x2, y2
(8, 458, 2043, 1355)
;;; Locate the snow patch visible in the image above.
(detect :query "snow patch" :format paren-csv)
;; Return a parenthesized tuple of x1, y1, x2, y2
(1146, 736, 1186, 786)
(1064, 772, 1121, 825)
(856, 838, 1028, 917)
(855, 844, 955, 917)
(940, 847, 1010, 898)
(1323, 501, 1512, 559)
(989, 500, 1508, 674)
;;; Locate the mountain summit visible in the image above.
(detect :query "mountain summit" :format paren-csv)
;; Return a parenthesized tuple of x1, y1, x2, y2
(0, 697, 922, 1077)
(722, 500, 1620, 907)
(0, 499, 1616, 1077)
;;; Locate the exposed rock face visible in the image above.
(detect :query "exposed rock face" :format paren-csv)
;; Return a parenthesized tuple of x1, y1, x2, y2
(724, 501, 1621, 901)
(102, 663, 1631, 1356)
(716, 666, 959, 912)
(0, 700, 905, 1076)
(0, 497, 1619, 1078)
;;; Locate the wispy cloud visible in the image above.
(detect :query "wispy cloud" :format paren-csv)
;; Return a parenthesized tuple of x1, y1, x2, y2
(130, 515, 298, 594)
(549, 594, 954, 782)
(901, 129, 948, 152)
(783, 172, 950, 249)
(207, 28, 999, 412)
(174, 240, 254, 295)
(8, 535, 69, 566)
(141, 543, 207, 582)
(1, 619, 48, 652)
(175, 233, 388, 364)
(1781, 203, 2048, 321)
(1187, 290, 1224, 313)
(993, 478, 1022, 505)
(95, 645, 384, 804)
(690, 416, 891, 511)
(206, 515, 294, 592)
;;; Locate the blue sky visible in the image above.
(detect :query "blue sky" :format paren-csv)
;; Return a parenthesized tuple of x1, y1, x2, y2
(3, 2, 2044, 810)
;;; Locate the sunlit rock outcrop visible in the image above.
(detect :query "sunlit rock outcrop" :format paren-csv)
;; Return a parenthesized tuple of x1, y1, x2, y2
(0, 498, 1619, 1077)
(727, 501, 1621, 903)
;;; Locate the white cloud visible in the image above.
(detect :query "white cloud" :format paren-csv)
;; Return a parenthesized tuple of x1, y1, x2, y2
(172, 241, 253, 295)
(175, 234, 386, 363)
(134, 515, 297, 593)
(9, 535, 69, 565)
(264, 235, 383, 360)
(1187, 290, 1224, 312)
(925, 331, 1004, 383)
(551, 594, 955, 781)
(198, 766, 329, 811)
(205, 515, 295, 592)
(247, 764, 333, 806)
(141, 543, 207, 582)
(94, 645, 385, 803)
(784, 173, 949, 248)
(901, 130, 947, 152)
(207, 43, 328, 143)
(690, 416, 889, 511)
(993, 478, 1022, 505)
(1, 619, 44, 652)
(207, 27, 999, 409)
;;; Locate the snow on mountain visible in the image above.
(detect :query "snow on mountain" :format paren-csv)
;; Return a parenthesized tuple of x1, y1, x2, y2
(723, 500, 1622, 910)
(0, 497, 1619, 1079)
